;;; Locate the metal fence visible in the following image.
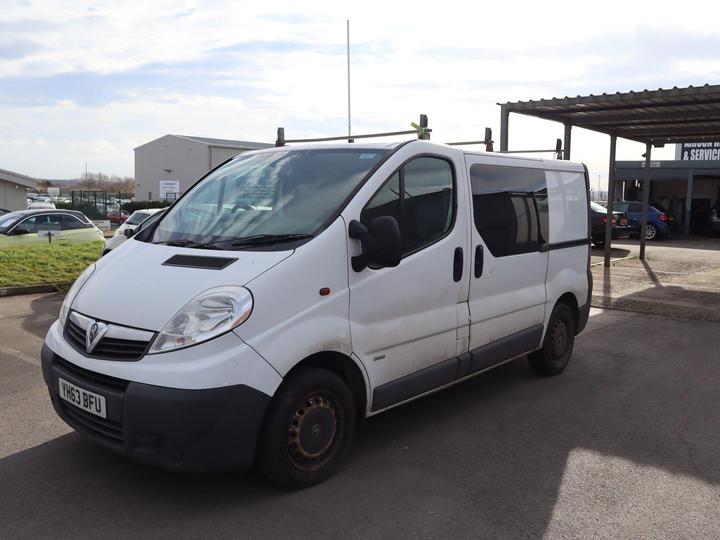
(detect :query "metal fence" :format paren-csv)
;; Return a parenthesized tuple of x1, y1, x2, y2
(60, 190, 134, 222)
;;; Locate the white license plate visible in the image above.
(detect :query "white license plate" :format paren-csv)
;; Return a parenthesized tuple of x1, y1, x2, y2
(58, 377, 107, 419)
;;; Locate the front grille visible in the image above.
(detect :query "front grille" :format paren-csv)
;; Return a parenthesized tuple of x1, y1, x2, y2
(59, 400, 124, 446)
(52, 354, 127, 446)
(65, 317, 151, 361)
(55, 355, 129, 391)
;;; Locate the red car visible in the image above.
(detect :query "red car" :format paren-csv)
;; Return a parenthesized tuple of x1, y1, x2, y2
(107, 209, 129, 223)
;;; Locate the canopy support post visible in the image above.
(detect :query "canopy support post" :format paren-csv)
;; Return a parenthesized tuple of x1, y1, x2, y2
(639, 143, 652, 260)
(500, 105, 509, 152)
(603, 135, 617, 267)
(563, 123, 572, 160)
(684, 168, 693, 238)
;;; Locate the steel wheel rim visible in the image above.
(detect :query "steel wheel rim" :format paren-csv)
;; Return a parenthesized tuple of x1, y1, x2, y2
(550, 319, 569, 364)
(286, 391, 339, 472)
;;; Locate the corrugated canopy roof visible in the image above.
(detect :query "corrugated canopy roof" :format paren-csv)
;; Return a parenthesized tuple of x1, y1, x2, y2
(501, 84, 720, 144)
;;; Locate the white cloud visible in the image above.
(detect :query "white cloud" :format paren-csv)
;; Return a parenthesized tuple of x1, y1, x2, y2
(0, 0, 717, 180)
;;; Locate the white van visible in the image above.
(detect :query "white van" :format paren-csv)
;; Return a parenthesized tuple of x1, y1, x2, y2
(41, 140, 591, 487)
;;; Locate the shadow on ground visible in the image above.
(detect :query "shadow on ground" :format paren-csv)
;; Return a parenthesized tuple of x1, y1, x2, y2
(590, 245, 631, 260)
(2, 312, 719, 538)
(21, 292, 63, 341)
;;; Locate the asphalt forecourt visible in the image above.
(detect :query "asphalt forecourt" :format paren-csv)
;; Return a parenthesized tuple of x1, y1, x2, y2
(590, 237, 720, 321)
(1, 294, 719, 538)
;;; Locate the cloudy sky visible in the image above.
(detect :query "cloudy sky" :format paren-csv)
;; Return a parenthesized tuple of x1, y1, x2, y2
(2, 0, 719, 188)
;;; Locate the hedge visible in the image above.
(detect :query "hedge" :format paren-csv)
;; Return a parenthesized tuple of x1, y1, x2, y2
(120, 201, 172, 213)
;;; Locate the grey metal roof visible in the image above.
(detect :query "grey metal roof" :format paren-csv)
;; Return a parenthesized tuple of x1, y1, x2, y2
(175, 135, 272, 149)
(0, 167, 37, 189)
(501, 84, 720, 145)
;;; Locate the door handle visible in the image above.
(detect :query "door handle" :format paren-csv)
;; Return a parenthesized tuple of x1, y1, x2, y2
(474, 245, 484, 278)
(453, 247, 463, 282)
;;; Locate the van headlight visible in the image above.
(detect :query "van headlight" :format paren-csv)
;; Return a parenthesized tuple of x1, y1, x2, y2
(59, 264, 95, 328)
(149, 286, 253, 354)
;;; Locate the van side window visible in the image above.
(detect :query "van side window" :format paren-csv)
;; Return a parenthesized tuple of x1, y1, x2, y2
(361, 157, 454, 256)
(469, 164, 548, 257)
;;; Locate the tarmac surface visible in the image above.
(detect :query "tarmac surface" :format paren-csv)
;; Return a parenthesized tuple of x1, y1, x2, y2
(1, 248, 720, 538)
(591, 238, 720, 321)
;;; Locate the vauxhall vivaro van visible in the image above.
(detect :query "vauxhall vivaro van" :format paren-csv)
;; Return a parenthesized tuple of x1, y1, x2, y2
(41, 139, 591, 487)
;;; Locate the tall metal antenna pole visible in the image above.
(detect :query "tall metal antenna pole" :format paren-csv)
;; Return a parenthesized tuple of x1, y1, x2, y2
(346, 19, 351, 140)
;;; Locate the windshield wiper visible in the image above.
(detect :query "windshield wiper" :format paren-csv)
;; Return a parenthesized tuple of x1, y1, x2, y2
(154, 239, 224, 250)
(231, 234, 313, 247)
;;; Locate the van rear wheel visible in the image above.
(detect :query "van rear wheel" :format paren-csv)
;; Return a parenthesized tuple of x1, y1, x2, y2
(256, 367, 356, 488)
(528, 303, 575, 376)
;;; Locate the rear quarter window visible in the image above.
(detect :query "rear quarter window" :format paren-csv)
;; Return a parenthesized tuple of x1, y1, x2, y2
(469, 164, 547, 257)
(544, 168, 589, 244)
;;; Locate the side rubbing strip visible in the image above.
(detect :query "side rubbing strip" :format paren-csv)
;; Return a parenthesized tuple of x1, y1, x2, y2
(371, 325, 544, 411)
(372, 357, 458, 411)
(468, 325, 543, 374)
(540, 238, 590, 252)
(162, 255, 238, 270)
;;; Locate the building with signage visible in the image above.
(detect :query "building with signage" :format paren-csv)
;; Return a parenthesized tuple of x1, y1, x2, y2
(615, 143, 720, 236)
(134, 135, 271, 201)
(0, 167, 37, 211)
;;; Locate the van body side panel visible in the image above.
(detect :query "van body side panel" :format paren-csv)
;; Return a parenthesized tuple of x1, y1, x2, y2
(344, 142, 471, 396)
(235, 218, 353, 378)
(465, 155, 548, 352)
(543, 165, 591, 334)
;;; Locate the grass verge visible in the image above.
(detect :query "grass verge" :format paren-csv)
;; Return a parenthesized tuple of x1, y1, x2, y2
(0, 241, 102, 288)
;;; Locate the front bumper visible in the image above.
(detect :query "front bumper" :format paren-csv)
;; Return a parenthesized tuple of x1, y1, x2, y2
(42, 344, 270, 472)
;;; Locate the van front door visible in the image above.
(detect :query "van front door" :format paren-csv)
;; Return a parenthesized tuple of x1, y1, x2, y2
(345, 148, 471, 412)
(466, 158, 549, 369)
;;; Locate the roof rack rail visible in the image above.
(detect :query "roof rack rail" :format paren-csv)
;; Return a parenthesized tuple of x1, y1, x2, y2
(447, 127, 495, 151)
(448, 128, 564, 158)
(275, 114, 431, 147)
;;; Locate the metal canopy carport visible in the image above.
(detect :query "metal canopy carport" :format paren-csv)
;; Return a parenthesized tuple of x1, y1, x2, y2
(499, 84, 720, 266)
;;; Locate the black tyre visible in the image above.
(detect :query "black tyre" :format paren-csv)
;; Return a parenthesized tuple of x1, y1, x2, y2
(528, 303, 576, 376)
(256, 367, 356, 488)
(645, 223, 657, 240)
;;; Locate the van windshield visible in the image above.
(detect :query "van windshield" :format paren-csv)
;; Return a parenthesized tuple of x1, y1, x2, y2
(150, 149, 387, 249)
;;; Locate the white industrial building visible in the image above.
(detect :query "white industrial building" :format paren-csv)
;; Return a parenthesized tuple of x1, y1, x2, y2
(134, 135, 271, 201)
(0, 167, 37, 211)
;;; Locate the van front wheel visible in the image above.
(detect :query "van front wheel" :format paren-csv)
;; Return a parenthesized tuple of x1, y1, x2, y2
(528, 303, 576, 376)
(256, 367, 356, 488)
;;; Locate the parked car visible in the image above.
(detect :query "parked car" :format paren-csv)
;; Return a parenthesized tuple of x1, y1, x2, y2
(590, 201, 630, 245)
(41, 141, 591, 488)
(0, 209, 104, 246)
(113, 208, 165, 238)
(612, 201, 669, 240)
(28, 196, 56, 210)
(107, 209, 129, 224)
(101, 208, 165, 256)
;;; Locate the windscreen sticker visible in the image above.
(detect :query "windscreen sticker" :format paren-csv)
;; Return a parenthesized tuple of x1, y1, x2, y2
(359, 153, 377, 159)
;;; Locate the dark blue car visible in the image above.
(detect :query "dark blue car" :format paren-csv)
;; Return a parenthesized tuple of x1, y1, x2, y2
(612, 201, 669, 240)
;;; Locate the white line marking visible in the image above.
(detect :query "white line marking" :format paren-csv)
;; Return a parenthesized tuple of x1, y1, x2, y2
(0, 344, 40, 366)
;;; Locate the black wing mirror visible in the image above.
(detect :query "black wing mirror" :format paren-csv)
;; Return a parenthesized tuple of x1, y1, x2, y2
(348, 216, 402, 272)
(13, 227, 30, 235)
(124, 227, 136, 238)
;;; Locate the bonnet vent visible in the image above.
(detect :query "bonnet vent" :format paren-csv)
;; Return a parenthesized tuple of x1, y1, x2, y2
(162, 255, 237, 270)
